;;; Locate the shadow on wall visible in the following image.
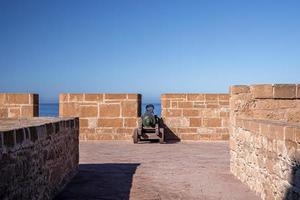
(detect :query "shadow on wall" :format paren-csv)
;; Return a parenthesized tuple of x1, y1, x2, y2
(54, 163, 140, 200)
(285, 162, 300, 199)
(161, 119, 181, 142)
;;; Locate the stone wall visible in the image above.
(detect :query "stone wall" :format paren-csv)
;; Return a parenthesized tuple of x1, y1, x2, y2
(229, 84, 300, 199)
(0, 93, 39, 118)
(161, 93, 230, 140)
(59, 93, 141, 140)
(0, 117, 79, 200)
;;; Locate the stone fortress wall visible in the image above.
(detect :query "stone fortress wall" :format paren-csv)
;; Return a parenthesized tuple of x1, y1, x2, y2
(59, 93, 141, 140)
(161, 93, 230, 140)
(1, 84, 300, 199)
(0, 93, 39, 118)
(229, 84, 300, 199)
(0, 117, 79, 200)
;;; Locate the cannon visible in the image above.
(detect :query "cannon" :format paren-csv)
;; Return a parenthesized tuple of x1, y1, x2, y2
(133, 104, 165, 144)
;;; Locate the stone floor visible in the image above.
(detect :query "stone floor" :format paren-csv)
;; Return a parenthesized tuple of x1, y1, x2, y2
(55, 141, 259, 200)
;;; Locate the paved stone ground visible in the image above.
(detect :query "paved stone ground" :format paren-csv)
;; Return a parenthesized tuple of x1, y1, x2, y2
(55, 141, 259, 200)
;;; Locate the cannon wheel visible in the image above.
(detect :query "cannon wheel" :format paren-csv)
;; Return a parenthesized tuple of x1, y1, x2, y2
(133, 129, 139, 144)
(159, 128, 165, 144)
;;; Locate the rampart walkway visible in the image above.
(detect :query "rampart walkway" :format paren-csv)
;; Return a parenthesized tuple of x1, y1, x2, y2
(55, 141, 259, 200)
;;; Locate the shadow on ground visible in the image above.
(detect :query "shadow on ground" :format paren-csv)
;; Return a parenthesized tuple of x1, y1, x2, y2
(55, 163, 140, 200)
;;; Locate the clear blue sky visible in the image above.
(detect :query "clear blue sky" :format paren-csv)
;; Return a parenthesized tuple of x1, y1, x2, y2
(0, 0, 299, 103)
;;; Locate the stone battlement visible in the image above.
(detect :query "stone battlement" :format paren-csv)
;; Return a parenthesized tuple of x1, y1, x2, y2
(161, 93, 229, 140)
(229, 84, 300, 199)
(59, 93, 141, 140)
(0, 93, 39, 118)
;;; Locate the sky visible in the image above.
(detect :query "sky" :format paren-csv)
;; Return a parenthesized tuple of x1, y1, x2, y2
(0, 0, 300, 103)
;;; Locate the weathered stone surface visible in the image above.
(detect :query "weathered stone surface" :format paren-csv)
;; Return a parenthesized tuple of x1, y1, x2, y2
(274, 84, 297, 99)
(0, 117, 79, 200)
(251, 84, 273, 99)
(99, 104, 120, 117)
(161, 93, 229, 141)
(84, 94, 103, 102)
(0, 93, 39, 118)
(122, 101, 138, 117)
(59, 93, 141, 140)
(98, 118, 123, 127)
(230, 83, 300, 200)
(230, 85, 250, 94)
(105, 94, 127, 100)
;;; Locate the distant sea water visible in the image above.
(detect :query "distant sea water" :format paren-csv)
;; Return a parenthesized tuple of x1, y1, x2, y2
(39, 103, 162, 117)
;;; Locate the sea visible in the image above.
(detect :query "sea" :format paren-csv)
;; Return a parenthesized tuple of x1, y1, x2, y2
(39, 103, 162, 117)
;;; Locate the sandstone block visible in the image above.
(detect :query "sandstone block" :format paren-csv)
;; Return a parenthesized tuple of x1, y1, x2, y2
(190, 118, 202, 127)
(162, 109, 182, 117)
(171, 102, 178, 108)
(122, 101, 139, 117)
(8, 108, 20, 118)
(0, 108, 8, 118)
(127, 94, 141, 100)
(187, 94, 205, 101)
(273, 84, 296, 99)
(105, 94, 127, 100)
(6, 94, 29, 104)
(178, 101, 193, 108)
(0, 94, 6, 104)
(163, 117, 189, 127)
(116, 128, 134, 134)
(183, 109, 199, 116)
(205, 94, 219, 101)
(269, 124, 284, 140)
(203, 118, 221, 127)
(79, 119, 88, 127)
(21, 106, 34, 117)
(161, 94, 186, 99)
(99, 104, 120, 117)
(177, 128, 197, 133)
(95, 128, 114, 134)
(297, 85, 300, 98)
(285, 126, 295, 141)
(84, 94, 103, 102)
(202, 108, 219, 118)
(230, 85, 250, 94)
(161, 100, 170, 108)
(98, 118, 123, 127)
(79, 106, 98, 117)
(219, 94, 229, 101)
(69, 94, 84, 102)
(251, 84, 273, 99)
(124, 118, 137, 127)
(59, 94, 69, 103)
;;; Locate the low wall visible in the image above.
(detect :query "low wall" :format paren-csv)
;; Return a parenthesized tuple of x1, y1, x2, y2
(0, 93, 39, 118)
(0, 117, 79, 200)
(59, 93, 141, 140)
(161, 93, 229, 140)
(230, 84, 300, 199)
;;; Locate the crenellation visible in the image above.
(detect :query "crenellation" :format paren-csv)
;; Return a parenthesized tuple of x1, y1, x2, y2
(162, 93, 230, 140)
(0, 93, 39, 118)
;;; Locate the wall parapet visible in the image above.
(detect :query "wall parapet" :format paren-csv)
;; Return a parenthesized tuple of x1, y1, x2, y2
(0, 117, 79, 200)
(161, 93, 230, 140)
(230, 83, 300, 199)
(230, 84, 300, 99)
(59, 93, 141, 140)
(0, 93, 39, 118)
